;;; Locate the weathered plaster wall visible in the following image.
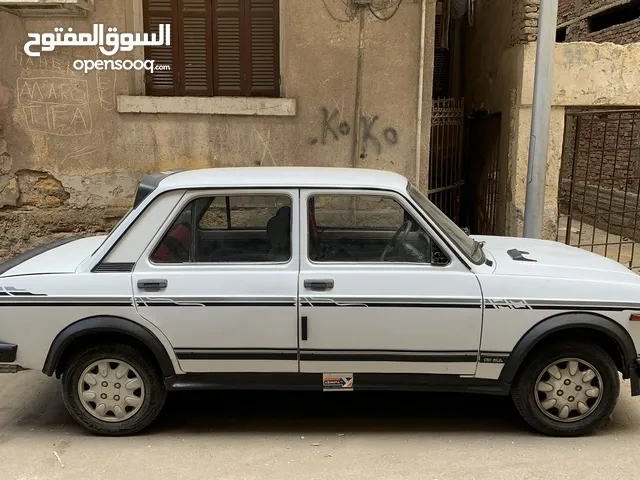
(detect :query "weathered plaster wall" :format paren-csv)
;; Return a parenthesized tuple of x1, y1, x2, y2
(521, 42, 640, 106)
(0, 0, 436, 260)
(511, 106, 565, 239)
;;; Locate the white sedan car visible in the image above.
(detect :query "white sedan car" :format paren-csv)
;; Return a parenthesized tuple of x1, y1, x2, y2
(1, 167, 640, 436)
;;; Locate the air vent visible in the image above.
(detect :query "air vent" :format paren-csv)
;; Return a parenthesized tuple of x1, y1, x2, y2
(93, 262, 135, 273)
(507, 249, 537, 262)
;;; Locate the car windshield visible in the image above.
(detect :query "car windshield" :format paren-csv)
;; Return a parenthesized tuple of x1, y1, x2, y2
(407, 183, 485, 265)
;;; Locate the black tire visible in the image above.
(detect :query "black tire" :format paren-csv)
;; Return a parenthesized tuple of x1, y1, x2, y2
(512, 341, 620, 437)
(61, 344, 167, 436)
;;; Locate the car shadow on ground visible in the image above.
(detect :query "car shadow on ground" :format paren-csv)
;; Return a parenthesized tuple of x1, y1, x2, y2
(147, 390, 527, 435)
(7, 375, 637, 437)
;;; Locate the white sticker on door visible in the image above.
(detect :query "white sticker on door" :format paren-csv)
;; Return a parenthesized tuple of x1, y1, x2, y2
(323, 373, 354, 391)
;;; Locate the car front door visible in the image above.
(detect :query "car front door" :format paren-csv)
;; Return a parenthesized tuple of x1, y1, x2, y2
(298, 189, 482, 377)
(132, 189, 299, 373)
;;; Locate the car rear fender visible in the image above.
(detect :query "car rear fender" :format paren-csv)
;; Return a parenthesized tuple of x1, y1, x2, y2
(43, 315, 176, 378)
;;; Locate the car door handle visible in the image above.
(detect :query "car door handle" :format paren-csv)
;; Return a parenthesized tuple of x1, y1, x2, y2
(304, 279, 334, 290)
(137, 279, 168, 290)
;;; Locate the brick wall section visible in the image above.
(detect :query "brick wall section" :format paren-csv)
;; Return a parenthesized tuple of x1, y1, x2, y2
(559, 0, 640, 43)
(511, 0, 540, 45)
(586, 17, 640, 42)
(558, 0, 574, 23)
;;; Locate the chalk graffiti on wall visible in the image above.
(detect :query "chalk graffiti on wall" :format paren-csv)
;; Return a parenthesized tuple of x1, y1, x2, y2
(96, 69, 116, 111)
(308, 107, 399, 157)
(15, 45, 80, 76)
(17, 77, 92, 136)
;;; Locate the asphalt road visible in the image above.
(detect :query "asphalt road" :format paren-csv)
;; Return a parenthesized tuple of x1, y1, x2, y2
(1, 371, 640, 480)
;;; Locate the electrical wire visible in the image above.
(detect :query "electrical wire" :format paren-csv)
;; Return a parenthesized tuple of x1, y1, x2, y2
(368, 0, 404, 21)
(468, 0, 475, 26)
(322, 0, 357, 22)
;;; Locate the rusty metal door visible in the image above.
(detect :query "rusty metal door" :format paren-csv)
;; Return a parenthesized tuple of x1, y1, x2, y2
(558, 108, 640, 273)
(428, 98, 464, 224)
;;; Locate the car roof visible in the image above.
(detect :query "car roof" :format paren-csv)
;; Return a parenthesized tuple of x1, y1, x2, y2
(157, 167, 410, 192)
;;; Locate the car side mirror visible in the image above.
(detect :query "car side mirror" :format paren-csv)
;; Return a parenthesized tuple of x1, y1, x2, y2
(431, 245, 449, 266)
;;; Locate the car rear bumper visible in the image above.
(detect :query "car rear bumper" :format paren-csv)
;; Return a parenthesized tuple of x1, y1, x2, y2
(0, 343, 23, 373)
(0, 342, 17, 363)
(630, 358, 640, 396)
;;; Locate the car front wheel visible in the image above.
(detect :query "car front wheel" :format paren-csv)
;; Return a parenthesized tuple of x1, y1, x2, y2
(61, 344, 167, 436)
(512, 341, 620, 436)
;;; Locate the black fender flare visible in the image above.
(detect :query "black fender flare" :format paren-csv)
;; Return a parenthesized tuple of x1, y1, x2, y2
(43, 315, 176, 377)
(499, 312, 637, 383)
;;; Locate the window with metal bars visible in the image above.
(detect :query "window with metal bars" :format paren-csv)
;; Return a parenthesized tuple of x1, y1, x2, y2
(143, 0, 280, 97)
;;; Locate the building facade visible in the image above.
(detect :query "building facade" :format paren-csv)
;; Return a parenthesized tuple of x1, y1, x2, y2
(0, 0, 437, 260)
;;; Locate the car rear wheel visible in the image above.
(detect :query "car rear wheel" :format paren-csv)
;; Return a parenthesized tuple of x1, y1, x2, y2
(61, 344, 167, 436)
(511, 341, 620, 436)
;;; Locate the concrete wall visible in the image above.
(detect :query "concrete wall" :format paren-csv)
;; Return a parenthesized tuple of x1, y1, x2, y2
(0, 0, 436, 260)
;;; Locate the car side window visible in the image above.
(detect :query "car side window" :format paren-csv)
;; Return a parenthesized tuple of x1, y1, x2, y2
(308, 194, 435, 264)
(151, 194, 292, 264)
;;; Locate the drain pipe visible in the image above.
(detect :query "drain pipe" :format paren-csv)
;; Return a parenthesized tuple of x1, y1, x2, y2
(415, 0, 427, 188)
(352, 6, 366, 167)
(523, 0, 558, 238)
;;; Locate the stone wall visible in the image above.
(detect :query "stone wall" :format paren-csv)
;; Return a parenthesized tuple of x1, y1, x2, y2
(0, 0, 437, 261)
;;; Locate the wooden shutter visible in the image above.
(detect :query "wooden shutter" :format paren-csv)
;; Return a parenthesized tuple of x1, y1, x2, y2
(248, 0, 279, 97)
(144, 0, 178, 95)
(178, 0, 213, 95)
(213, 0, 245, 96)
(146, 0, 279, 97)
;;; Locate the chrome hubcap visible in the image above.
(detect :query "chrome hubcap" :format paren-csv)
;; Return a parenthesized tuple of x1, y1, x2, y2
(78, 359, 145, 423)
(535, 358, 603, 423)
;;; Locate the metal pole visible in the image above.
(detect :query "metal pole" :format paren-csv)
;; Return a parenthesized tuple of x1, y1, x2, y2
(415, 0, 427, 188)
(523, 0, 558, 239)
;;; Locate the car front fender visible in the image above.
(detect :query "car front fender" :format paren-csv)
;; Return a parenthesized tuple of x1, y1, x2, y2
(499, 311, 637, 385)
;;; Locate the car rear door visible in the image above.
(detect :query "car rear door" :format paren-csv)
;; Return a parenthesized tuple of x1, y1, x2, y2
(132, 188, 299, 373)
(297, 188, 483, 377)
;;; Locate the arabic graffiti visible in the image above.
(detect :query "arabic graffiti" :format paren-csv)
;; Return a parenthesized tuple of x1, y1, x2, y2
(23, 24, 171, 57)
(17, 77, 91, 136)
(308, 107, 399, 157)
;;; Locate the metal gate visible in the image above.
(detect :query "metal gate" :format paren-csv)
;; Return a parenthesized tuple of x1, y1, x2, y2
(557, 108, 640, 273)
(467, 113, 501, 235)
(428, 98, 464, 224)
